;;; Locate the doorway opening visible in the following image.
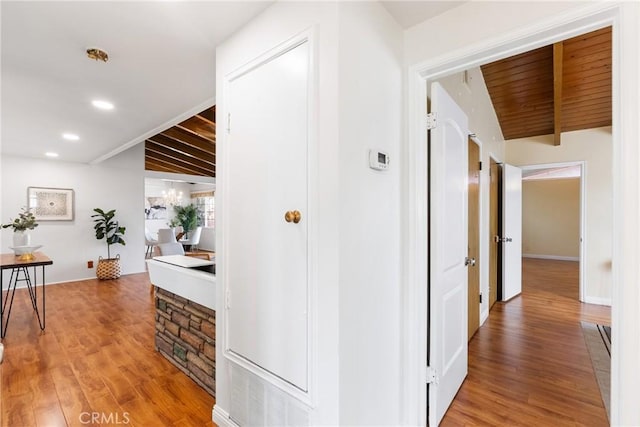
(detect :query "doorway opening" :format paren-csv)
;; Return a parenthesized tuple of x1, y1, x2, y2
(488, 156, 500, 309)
(405, 6, 629, 427)
(520, 162, 585, 301)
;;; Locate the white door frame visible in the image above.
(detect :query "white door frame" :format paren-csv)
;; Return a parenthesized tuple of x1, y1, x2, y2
(403, 3, 640, 425)
(520, 161, 586, 302)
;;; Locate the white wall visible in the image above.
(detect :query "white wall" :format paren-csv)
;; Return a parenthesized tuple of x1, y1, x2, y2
(215, 2, 341, 425)
(215, 2, 403, 425)
(1, 143, 146, 284)
(522, 178, 581, 259)
(436, 69, 505, 323)
(507, 127, 612, 303)
(337, 2, 403, 425)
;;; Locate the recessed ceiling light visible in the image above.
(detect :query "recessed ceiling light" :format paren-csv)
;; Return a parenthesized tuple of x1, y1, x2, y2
(62, 133, 80, 141)
(91, 99, 114, 110)
(45, 152, 59, 158)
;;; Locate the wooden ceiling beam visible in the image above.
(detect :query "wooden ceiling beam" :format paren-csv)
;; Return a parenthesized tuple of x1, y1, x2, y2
(146, 157, 206, 176)
(146, 146, 215, 177)
(144, 103, 216, 178)
(482, 27, 610, 142)
(161, 127, 215, 153)
(145, 160, 181, 174)
(553, 41, 563, 146)
(148, 133, 215, 164)
(146, 152, 203, 176)
(178, 116, 216, 141)
(145, 157, 216, 177)
(146, 140, 216, 171)
(145, 150, 215, 176)
(198, 105, 216, 123)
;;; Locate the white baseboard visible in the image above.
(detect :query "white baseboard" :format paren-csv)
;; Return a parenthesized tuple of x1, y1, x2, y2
(213, 406, 239, 427)
(584, 296, 612, 306)
(12, 272, 146, 289)
(523, 253, 579, 262)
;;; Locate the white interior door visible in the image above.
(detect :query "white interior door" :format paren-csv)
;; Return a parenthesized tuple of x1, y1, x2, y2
(429, 82, 468, 426)
(226, 41, 309, 391)
(501, 163, 522, 301)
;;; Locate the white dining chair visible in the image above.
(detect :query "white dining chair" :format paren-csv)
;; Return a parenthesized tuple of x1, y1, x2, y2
(157, 242, 185, 256)
(145, 228, 158, 258)
(180, 226, 202, 251)
(157, 228, 177, 244)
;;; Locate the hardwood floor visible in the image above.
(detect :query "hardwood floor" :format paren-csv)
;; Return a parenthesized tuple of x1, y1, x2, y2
(1, 259, 610, 426)
(0, 274, 215, 427)
(441, 258, 611, 426)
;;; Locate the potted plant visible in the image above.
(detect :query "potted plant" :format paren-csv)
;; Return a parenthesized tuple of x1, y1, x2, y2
(2, 207, 39, 247)
(174, 204, 199, 238)
(91, 208, 126, 280)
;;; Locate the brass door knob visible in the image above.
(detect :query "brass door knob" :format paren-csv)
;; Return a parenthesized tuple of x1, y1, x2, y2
(284, 210, 301, 224)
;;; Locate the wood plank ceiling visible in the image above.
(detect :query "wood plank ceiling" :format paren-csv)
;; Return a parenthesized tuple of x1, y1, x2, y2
(145, 106, 216, 177)
(481, 27, 611, 144)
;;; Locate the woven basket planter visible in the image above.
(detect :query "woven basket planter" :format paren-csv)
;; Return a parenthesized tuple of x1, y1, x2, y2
(96, 254, 121, 280)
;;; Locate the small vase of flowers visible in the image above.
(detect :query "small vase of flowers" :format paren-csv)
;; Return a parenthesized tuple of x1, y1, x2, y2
(1, 207, 39, 247)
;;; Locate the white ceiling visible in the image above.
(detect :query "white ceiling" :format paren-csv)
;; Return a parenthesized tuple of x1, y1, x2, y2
(380, 1, 465, 29)
(1, 1, 272, 164)
(1, 1, 461, 165)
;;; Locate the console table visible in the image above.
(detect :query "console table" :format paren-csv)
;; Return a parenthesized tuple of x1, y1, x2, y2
(0, 252, 53, 338)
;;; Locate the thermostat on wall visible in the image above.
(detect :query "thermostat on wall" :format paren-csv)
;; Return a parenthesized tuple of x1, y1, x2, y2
(369, 150, 390, 171)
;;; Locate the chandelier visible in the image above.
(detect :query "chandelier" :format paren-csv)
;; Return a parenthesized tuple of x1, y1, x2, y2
(162, 186, 183, 206)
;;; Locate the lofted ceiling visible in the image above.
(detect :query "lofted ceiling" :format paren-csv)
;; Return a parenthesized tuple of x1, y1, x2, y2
(481, 26, 611, 143)
(145, 106, 216, 177)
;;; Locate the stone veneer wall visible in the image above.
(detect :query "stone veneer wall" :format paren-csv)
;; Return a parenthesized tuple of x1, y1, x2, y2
(154, 287, 216, 396)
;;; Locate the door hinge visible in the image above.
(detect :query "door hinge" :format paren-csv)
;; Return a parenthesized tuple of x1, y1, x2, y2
(426, 366, 438, 385)
(225, 288, 231, 309)
(479, 161, 483, 171)
(426, 112, 437, 130)
(479, 293, 483, 304)
(227, 113, 231, 133)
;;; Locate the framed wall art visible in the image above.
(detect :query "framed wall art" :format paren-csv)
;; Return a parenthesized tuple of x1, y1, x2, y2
(27, 187, 74, 221)
(145, 196, 168, 220)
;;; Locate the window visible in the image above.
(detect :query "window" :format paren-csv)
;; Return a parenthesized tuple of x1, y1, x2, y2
(191, 191, 215, 227)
